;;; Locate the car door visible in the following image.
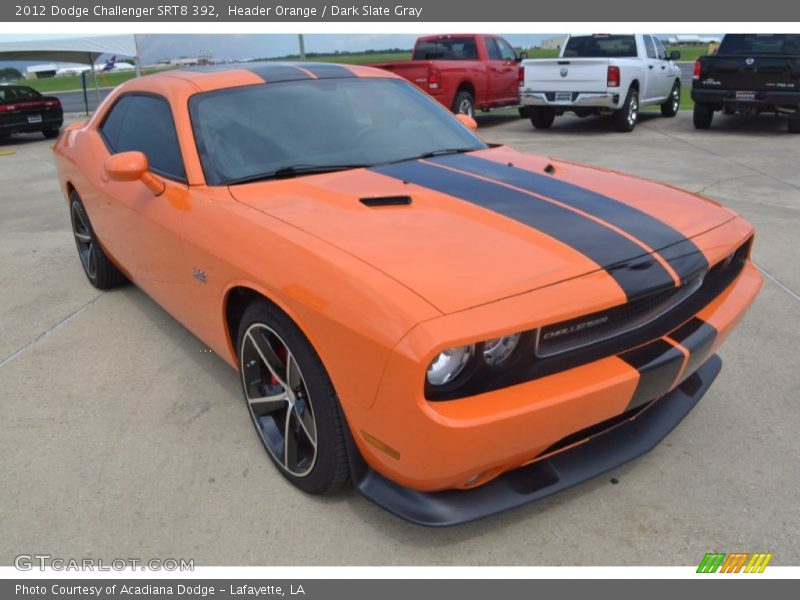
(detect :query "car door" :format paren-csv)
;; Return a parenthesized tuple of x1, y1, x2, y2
(96, 93, 190, 305)
(652, 37, 676, 98)
(640, 35, 663, 102)
(485, 37, 520, 105)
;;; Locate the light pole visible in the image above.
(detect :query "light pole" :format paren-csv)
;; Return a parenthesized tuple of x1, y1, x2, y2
(298, 34, 306, 60)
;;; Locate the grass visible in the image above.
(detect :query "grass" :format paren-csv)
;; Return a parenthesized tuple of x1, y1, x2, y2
(666, 45, 710, 62)
(10, 69, 167, 93)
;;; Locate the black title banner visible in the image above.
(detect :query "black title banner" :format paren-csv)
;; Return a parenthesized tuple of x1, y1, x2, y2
(4, 0, 799, 21)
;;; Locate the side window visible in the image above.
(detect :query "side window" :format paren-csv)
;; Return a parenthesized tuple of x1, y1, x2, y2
(654, 37, 669, 60)
(495, 38, 518, 61)
(99, 96, 130, 151)
(643, 35, 657, 59)
(108, 94, 185, 180)
(485, 37, 501, 61)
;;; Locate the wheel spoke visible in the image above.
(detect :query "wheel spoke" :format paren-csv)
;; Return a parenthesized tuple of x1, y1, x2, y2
(87, 244, 96, 276)
(286, 354, 302, 392)
(246, 330, 288, 388)
(294, 404, 317, 448)
(283, 410, 298, 470)
(248, 391, 288, 417)
(75, 231, 91, 244)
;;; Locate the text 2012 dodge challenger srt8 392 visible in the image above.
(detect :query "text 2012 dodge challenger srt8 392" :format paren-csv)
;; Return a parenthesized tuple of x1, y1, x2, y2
(53, 63, 761, 526)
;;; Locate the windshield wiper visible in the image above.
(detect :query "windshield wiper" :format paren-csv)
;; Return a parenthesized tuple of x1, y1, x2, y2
(387, 147, 480, 164)
(227, 163, 369, 185)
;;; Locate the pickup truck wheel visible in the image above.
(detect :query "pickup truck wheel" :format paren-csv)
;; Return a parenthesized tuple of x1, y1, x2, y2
(530, 108, 556, 129)
(693, 102, 714, 129)
(452, 91, 474, 118)
(788, 116, 800, 134)
(613, 87, 639, 132)
(661, 81, 681, 117)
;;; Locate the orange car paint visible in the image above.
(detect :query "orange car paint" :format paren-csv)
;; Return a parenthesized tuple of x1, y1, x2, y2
(53, 64, 761, 494)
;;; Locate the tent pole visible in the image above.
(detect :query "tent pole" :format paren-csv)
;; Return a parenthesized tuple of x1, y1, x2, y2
(90, 53, 101, 106)
(81, 71, 89, 116)
(134, 34, 142, 77)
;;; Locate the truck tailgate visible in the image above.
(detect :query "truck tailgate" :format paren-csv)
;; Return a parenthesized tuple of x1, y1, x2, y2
(523, 58, 611, 92)
(697, 56, 800, 92)
(370, 61, 431, 88)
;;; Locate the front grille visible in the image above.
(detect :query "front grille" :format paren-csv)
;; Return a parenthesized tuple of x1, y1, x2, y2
(536, 275, 704, 358)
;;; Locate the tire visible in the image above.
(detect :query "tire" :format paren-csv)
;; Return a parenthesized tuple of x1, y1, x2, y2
(661, 81, 681, 117)
(530, 107, 556, 129)
(452, 90, 474, 118)
(613, 87, 639, 132)
(69, 192, 127, 289)
(693, 102, 714, 129)
(42, 128, 60, 139)
(237, 299, 350, 495)
(788, 117, 800, 134)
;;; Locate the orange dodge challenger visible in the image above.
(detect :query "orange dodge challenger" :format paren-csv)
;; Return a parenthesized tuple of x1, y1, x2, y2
(53, 63, 761, 526)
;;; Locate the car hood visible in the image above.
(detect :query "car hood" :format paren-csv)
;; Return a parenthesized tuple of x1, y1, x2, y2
(230, 146, 736, 314)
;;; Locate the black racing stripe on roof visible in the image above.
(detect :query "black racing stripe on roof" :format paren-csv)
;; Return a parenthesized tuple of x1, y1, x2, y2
(244, 63, 313, 83)
(429, 154, 709, 282)
(371, 160, 676, 301)
(295, 63, 357, 78)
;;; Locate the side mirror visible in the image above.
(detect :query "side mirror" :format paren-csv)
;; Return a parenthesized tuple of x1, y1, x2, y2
(670, 50, 681, 61)
(104, 151, 165, 196)
(517, 51, 528, 61)
(454, 113, 478, 131)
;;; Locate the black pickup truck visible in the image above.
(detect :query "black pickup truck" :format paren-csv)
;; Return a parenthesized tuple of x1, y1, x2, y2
(692, 34, 800, 133)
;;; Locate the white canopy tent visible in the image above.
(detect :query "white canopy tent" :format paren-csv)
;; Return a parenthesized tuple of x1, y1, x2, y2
(0, 35, 139, 113)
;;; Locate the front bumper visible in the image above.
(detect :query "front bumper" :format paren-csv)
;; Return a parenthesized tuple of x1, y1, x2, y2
(520, 90, 621, 110)
(351, 354, 721, 526)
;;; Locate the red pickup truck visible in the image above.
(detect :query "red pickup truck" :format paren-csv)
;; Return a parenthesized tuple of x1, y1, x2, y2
(370, 34, 525, 117)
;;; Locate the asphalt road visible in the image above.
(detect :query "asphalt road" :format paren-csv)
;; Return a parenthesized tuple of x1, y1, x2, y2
(1, 111, 798, 566)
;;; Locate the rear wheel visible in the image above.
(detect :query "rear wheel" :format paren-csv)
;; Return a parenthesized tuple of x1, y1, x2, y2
(237, 299, 350, 495)
(661, 81, 681, 117)
(530, 107, 556, 129)
(452, 90, 474, 118)
(693, 102, 714, 129)
(69, 192, 127, 289)
(613, 87, 639, 132)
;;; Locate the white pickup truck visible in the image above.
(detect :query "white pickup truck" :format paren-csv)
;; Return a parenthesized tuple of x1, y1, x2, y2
(520, 34, 683, 132)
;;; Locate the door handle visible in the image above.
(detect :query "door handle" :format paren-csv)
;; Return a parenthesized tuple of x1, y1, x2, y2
(649, 65, 654, 70)
(661, 65, 666, 70)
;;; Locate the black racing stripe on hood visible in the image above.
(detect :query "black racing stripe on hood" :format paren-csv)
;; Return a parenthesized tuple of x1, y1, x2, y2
(294, 63, 356, 78)
(429, 154, 709, 281)
(371, 160, 675, 300)
(245, 63, 313, 82)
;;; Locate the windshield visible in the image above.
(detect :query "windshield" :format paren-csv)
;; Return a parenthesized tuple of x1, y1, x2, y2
(412, 37, 478, 60)
(718, 34, 800, 56)
(563, 35, 638, 58)
(189, 77, 486, 185)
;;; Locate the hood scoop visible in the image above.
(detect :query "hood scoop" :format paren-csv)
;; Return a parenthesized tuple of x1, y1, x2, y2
(359, 195, 412, 208)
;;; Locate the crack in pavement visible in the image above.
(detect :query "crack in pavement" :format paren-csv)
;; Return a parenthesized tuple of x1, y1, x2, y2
(0, 293, 103, 369)
(754, 262, 800, 303)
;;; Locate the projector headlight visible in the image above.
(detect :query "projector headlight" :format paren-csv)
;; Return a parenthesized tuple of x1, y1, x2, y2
(426, 345, 475, 386)
(482, 333, 521, 367)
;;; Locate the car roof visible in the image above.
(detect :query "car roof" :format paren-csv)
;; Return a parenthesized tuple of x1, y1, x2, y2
(163, 61, 399, 86)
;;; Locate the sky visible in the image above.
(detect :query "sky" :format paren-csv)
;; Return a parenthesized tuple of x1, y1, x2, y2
(0, 33, 558, 70)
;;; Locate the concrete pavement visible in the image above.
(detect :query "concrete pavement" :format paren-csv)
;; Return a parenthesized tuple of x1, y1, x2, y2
(0, 112, 798, 566)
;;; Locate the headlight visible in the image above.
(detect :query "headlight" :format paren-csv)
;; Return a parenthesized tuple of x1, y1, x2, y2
(426, 345, 475, 386)
(483, 333, 521, 367)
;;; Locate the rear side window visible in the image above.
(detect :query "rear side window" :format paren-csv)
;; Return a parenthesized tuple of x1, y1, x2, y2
(563, 35, 638, 58)
(99, 94, 185, 181)
(644, 35, 657, 59)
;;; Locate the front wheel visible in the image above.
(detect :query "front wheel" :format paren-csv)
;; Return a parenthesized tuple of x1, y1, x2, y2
(693, 102, 714, 129)
(69, 192, 127, 289)
(661, 81, 681, 117)
(452, 90, 474, 118)
(613, 87, 639, 132)
(237, 299, 350, 495)
(530, 107, 556, 129)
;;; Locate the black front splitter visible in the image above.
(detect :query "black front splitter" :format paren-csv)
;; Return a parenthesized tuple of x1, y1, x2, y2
(349, 354, 722, 527)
